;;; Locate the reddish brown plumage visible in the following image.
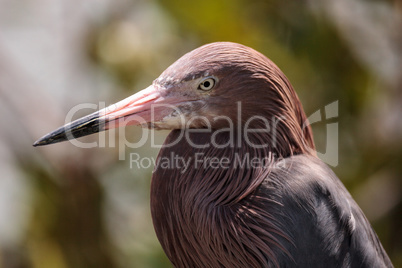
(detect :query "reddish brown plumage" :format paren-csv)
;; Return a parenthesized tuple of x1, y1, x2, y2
(151, 131, 287, 267)
(150, 43, 392, 267)
(156, 42, 315, 157)
(150, 43, 314, 267)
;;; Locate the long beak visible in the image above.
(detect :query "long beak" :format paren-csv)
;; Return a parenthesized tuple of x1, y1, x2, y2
(33, 85, 182, 147)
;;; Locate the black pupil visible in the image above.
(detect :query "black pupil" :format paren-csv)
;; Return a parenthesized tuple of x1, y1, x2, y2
(203, 81, 211, 88)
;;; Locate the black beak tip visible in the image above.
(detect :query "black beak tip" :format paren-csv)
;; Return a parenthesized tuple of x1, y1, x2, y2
(33, 139, 46, 147)
(32, 111, 103, 148)
(32, 133, 61, 147)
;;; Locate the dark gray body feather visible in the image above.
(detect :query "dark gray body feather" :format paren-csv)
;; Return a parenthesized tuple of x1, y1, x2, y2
(263, 154, 392, 267)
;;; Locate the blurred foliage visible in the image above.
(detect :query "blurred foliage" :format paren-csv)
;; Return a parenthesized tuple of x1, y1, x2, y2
(0, 0, 401, 267)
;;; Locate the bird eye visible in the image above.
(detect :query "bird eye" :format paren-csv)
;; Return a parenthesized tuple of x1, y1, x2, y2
(198, 77, 215, 91)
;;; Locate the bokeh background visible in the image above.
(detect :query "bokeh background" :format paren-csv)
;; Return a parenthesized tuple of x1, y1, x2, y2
(0, 0, 401, 267)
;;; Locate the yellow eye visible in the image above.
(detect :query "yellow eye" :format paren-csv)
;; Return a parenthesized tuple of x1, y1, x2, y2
(198, 77, 216, 91)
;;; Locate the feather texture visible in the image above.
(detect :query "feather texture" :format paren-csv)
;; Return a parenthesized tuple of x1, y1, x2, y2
(149, 42, 392, 267)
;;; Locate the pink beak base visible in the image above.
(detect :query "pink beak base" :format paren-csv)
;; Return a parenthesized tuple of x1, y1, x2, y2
(33, 85, 184, 146)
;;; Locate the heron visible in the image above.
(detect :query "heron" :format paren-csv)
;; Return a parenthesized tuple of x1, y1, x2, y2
(34, 42, 393, 267)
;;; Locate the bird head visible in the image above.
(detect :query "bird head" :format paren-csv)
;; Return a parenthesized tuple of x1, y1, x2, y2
(34, 42, 314, 155)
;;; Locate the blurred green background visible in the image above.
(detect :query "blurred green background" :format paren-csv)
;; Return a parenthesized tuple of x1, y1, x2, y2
(0, 0, 401, 267)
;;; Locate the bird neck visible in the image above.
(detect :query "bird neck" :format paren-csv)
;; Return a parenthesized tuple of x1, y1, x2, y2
(153, 130, 279, 205)
(150, 129, 288, 266)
